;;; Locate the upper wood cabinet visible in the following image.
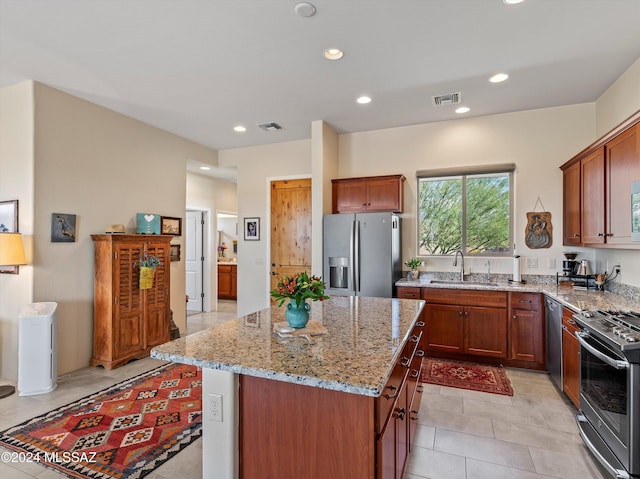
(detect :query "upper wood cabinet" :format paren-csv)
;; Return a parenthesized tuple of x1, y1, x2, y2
(561, 111, 640, 248)
(562, 160, 582, 245)
(332, 174, 405, 214)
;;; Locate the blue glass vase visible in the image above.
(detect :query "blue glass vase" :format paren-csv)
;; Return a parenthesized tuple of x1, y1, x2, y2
(285, 300, 311, 328)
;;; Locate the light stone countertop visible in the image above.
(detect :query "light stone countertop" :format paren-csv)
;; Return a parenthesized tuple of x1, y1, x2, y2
(151, 296, 425, 397)
(396, 277, 640, 313)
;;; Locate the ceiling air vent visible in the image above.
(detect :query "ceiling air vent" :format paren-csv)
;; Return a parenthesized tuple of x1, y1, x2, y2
(432, 92, 462, 107)
(258, 122, 284, 132)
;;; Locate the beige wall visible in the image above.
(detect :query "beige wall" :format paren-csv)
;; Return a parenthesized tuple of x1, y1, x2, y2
(186, 171, 238, 310)
(0, 81, 35, 381)
(219, 140, 311, 316)
(594, 57, 640, 286)
(0, 81, 217, 380)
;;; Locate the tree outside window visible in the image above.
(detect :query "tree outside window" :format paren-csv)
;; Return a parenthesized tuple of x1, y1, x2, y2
(418, 171, 512, 256)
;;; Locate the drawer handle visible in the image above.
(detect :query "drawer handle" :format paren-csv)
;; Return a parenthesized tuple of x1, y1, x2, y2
(401, 357, 411, 367)
(568, 319, 576, 325)
(410, 410, 419, 421)
(416, 321, 425, 327)
(416, 385, 424, 394)
(410, 335, 420, 343)
(518, 299, 532, 303)
(410, 369, 420, 378)
(405, 293, 416, 298)
(394, 408, 406, 421)
(415, 350, 425, 357)
(383, 384, 398, 400)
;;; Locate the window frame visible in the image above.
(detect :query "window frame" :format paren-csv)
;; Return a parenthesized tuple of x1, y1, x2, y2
(416, 165, 514, 258)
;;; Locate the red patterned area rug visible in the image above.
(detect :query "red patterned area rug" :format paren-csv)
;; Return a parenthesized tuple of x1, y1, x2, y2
(421, 358, 514, 396)
(0, 363, 201, 479)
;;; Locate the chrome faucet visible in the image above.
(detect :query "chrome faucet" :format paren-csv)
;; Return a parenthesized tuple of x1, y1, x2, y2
(453, 250, 465, 281)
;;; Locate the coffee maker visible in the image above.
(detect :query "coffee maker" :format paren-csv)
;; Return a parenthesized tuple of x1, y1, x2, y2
(562, 252, 579, 276)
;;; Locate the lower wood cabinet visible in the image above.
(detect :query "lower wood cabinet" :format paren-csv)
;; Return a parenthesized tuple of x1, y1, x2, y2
(562, 307, 581, 408)
(218, 263, 237, 300)
(422, 288, 508, 360)
(509, 292, 545, 369)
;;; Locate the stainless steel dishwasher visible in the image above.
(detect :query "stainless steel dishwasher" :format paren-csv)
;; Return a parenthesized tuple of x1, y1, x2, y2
(545, 296, 563, 391)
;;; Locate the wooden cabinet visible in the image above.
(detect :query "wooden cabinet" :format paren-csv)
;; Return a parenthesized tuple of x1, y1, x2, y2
(91, 234, 171, 370)
(423, 288, 508, 360)
(562, 160, 582, 245)
(239, 317, 425, 479)
(332, 174, 405, 214)
(580, 147, 606, 245)
(509, 292, 545, 368)
(562, 307, 581, 408)
(218, 263, 237, 300)
(561, 112, 640, 248)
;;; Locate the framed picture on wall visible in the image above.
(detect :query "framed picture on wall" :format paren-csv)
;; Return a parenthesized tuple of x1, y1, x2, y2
(0, 199, 19, 274)
(170, 244, 181, 262)
(244, 217, 260, 241)
(161, 216, 182, 236)
(51, 213, 77, 242)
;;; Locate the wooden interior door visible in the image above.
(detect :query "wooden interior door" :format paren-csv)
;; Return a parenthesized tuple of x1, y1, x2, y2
(270, 179, 312, 297)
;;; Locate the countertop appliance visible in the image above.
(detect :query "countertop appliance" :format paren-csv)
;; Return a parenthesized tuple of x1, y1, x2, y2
(323, 212, 401, 298)
(573, 308, 640, 479)
(545, 297, 563, 392)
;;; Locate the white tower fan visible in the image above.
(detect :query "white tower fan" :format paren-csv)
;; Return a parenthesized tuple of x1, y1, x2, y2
(18, 302, 58, 396)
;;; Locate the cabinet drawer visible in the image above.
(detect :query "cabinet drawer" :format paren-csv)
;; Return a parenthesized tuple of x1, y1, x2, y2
(397, 287, 421, 299)
(509, 292, 541, 310)
(423, 288, 507, 308)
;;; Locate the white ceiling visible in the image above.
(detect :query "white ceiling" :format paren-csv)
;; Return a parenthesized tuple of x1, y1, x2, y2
(2, 1, 640, 167)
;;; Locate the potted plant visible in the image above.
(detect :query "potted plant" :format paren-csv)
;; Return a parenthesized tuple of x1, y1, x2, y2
(270, 271, 329, 328)
(137, 254, 162, 289)
(404, 257, 423, 280)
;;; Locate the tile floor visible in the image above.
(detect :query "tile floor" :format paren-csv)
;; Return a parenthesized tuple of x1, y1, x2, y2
(1, 300, 609, 479)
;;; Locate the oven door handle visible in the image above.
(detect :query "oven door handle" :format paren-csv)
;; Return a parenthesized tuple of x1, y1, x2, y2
(576, 415, 630, 479)
(575, 331, 629, 370)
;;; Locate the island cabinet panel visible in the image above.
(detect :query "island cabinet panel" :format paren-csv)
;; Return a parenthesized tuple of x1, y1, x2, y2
(240, 376, 376, 479)
(508, 292, 545, 369)
(332, 174, 406, 214)
(91, 234, 171, 370)
(562, 307, 581, 408)
(422, 288, 508, 361)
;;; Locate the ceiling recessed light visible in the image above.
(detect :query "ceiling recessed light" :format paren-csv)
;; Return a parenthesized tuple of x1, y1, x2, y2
(356, 96, 372, 104)
(324, 48, 344, 60)
(233, 125, 246, 133)
(200, 166, 211, 171)
(503, 0, 525, 4)
(294, 2, 316, 17)
(456, 106, 470, 114)
(489, 73, 509, 83)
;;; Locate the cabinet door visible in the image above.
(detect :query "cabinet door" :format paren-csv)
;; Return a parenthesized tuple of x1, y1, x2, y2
(367, 177, 403, 213)
(510, 308, 543, 363)
(114, 243, 144, 357)
(606, 124, 640, 245)
(218, 265, 232, 299)
(231, 265, 238, 300)
(424, 304, 464, 353)
(562, 326, 580, 408)
(333, 179, 367, 213)
(581, 148, 606, 244)
(563, 161, 582, 245)
(464, 306, 508, 358)
(377, 417, 396, 479)
(144, 241, 170, 347)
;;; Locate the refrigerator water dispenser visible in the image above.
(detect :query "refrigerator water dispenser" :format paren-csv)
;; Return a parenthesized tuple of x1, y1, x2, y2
(329, 257, 349, 289)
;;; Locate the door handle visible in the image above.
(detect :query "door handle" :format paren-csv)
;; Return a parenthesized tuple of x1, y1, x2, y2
(271, 271, 276, 276)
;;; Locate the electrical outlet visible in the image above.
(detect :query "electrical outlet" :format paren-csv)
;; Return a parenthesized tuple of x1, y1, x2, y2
(547, 258, 556, 269)
(209, 393, 223, 422)
(526, 257, 538, 268)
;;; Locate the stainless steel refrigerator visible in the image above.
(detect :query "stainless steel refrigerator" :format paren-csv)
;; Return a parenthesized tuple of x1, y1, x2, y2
(323, 212, 402, 297)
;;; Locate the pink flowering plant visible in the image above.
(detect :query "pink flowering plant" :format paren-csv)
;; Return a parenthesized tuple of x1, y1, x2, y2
(270, 271, 329, 307)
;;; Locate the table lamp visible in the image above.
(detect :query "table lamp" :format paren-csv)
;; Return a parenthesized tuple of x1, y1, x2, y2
(0, 232, 27, 398)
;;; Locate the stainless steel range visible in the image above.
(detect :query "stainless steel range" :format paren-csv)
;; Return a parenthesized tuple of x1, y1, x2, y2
(573, 309, 640, 479)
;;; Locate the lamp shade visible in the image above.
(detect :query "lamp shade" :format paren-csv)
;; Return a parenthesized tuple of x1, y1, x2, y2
(0, 233, 27, 266)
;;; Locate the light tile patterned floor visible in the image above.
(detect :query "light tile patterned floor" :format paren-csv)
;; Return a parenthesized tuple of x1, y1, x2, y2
(1, 302, 609, 479)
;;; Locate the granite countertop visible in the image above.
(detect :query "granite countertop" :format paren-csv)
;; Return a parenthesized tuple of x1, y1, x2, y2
(396, 277, 640, 313)
(151, 296, 425, 397)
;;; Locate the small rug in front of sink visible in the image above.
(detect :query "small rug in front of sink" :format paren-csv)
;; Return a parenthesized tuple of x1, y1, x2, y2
(421, 358, 514, 396)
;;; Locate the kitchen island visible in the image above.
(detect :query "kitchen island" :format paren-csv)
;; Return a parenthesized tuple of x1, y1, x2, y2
(151, 296, 426, 479)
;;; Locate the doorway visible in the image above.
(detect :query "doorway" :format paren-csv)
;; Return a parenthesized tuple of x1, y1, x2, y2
(185, 210, 206, 313)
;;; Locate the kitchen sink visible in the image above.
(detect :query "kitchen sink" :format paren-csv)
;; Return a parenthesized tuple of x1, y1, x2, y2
(429, 279, 500, 287)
